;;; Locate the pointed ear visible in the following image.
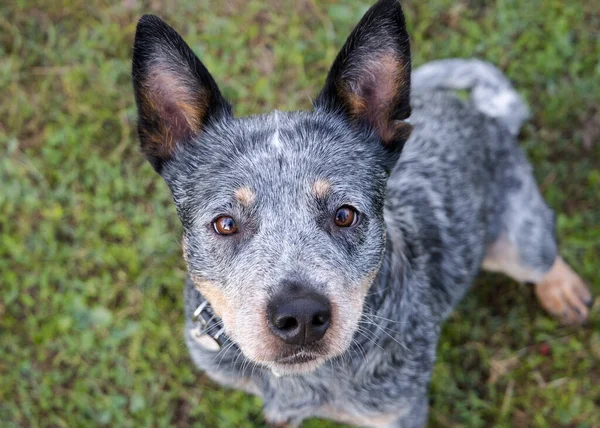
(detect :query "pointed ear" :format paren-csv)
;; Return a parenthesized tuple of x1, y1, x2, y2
(315, 0, 412, 149)
(132, 15, 232, 172)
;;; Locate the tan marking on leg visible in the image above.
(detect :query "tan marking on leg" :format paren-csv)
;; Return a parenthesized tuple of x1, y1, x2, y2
(234, 186, 256, 206)
(312, 179, 330, 199)
(535, 257, 592, 325)
(318, 403, 408, 427)
(483, 236, 593, 325)
(482, 234, 545, 283)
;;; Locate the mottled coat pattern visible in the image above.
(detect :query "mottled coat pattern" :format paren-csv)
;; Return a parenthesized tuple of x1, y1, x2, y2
(131, 1, 592, 426)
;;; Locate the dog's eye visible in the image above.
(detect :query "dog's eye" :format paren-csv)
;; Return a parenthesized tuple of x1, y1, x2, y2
(213, 216, 238, 235)
(334, 206, 358, 227)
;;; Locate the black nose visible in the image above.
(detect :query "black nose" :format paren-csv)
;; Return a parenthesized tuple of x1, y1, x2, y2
(267, 290, 331, 345)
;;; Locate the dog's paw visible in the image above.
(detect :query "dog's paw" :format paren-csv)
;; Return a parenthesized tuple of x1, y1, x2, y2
(264, 417, 299, 428)
(534, 257, 593, 325)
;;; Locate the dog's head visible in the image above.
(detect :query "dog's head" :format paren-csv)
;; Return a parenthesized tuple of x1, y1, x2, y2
(132, 0, 411, 375)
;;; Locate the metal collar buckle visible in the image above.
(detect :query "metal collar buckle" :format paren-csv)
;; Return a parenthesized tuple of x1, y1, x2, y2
(190, 299, 227, 351)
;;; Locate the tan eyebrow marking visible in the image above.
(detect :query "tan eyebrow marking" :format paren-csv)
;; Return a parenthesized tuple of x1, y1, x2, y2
(312, 179, 331, 198)
(234, 186, 256, 206)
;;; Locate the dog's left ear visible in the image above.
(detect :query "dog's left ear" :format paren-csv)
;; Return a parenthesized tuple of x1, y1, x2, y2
(315, 0, 412, 149)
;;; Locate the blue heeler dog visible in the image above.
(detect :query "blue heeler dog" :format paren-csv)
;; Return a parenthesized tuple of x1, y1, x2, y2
(131, 0, 593, 426)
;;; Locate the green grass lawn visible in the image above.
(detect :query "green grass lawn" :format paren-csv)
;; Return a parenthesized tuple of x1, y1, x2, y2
(1, 0, 599, 426)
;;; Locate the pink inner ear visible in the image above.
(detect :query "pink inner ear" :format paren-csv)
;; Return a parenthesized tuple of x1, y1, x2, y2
(354, 53, 403, 121)
(144, 62, 206, 142)
(343, 52, 407, 143)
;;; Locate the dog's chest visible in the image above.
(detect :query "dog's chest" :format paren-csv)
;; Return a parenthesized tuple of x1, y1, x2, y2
(189, 337, 416, 425)
(258, 364, 417, 426)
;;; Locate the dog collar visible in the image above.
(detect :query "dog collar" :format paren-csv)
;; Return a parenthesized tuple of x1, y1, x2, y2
(189, 296, 229, 351)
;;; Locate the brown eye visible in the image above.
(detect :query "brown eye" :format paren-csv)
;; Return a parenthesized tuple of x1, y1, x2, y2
(334, 206, 358, 227)
(213, 216, 238, 235)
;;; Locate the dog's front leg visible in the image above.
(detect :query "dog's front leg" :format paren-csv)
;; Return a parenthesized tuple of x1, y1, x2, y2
(373, 395, 429, 428)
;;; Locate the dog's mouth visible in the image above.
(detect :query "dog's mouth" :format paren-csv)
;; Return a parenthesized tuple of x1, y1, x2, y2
(276, 350, 320, 365)
(268, 351, 326, 376)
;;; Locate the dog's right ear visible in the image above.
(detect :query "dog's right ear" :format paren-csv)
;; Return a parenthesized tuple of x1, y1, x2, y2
(132, 15, 231, 173)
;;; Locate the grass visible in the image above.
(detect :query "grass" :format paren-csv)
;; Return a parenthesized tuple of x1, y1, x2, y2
(1, 0, 599, 426)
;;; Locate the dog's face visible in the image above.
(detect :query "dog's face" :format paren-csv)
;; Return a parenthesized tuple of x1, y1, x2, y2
(132, 0, 411, 375)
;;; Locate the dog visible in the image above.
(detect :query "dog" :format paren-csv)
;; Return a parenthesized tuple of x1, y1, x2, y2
(131, 0, 593, 426)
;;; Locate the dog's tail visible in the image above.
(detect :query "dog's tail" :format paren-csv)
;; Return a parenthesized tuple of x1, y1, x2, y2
(412, 59, 529, 136)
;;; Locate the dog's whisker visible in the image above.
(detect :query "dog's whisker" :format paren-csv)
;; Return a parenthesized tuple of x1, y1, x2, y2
(340, 346, 352, 367)
(355, 328, 384, 351)
(357, 322, 408, 353)
(232, 347, 246, 371)
(239, 358, 248, 378)
(213, 340, 237, 368)
(364, 285, 392, 297)
(364, 313, 409, 325)
(359, 319, 404, 336)
(200, 320, 224, 336)
(241, 356, 255, 379)
(350, 338, 368, 363)
(214, 347, 232, 372)
(250, 360, 260, 379)
(355, 339, 368, 360)
(360, 318, 406, 340)
(367, 321, 411, 353)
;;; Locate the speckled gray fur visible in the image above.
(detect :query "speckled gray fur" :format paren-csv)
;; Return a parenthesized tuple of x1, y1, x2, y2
(132, 1, 559, 426)
(179, 86, 556, 426)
